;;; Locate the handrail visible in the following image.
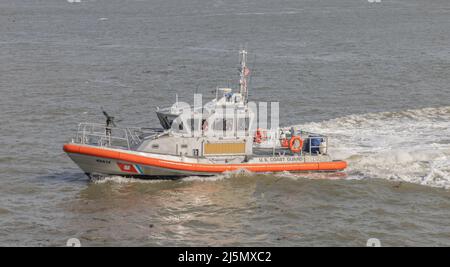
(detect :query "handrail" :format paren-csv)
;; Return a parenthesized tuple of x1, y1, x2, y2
(73, 122, 162, 150)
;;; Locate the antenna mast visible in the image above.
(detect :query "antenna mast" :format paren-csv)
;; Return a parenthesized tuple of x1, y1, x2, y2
(239, 49, 250, 103)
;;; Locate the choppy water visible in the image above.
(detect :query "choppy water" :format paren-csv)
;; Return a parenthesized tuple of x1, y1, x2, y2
(1, 0, 450, 246)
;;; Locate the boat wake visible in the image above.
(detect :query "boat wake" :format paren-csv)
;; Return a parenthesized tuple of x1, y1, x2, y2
(296, 106, 450, 189)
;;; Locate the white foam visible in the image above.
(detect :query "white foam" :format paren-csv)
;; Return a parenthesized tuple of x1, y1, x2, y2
(181, 169, 255, 182)
(91, 169, 256, 185)
(92, 176, 169, 184)
(274, 171, 347, 181)
(295, 106, 450, 189)
(180, 175, 227, 182)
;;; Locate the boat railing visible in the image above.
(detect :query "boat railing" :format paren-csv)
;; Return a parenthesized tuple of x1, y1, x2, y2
(254, 129, 329, 156)
(275, 129, 329, 155)
(73, 123, 162, 150)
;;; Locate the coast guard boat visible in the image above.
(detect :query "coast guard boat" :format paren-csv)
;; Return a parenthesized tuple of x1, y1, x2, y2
(64, 50, 347, 179)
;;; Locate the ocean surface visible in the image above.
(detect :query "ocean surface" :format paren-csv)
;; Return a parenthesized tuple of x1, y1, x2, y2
(1, 0, 449, 246)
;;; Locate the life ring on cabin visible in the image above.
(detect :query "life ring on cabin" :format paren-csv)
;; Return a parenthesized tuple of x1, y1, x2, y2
(289, 136, 304, 153)
(254, 128, 267, 144)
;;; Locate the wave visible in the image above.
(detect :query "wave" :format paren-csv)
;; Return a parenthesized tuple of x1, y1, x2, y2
(92, 169, 253, 184)
(296, 106, 450, 189)
(182, 169, 255, 182)
(92, 175, 170, 184)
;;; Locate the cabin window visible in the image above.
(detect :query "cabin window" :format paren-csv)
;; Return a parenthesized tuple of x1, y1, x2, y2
(171, 117, 187, 134)
(187, 119, 200, 132)
(151, 144, 159, 149)
(225, 119, 233, 131)
(213, 118, 224, 131)
(237, 117, 250, 132)
(213, 118, 233, 132)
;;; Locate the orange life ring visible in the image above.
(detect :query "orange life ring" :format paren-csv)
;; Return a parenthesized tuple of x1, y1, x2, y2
(254, 128, 267, 144)
(289, 136, 304, 153)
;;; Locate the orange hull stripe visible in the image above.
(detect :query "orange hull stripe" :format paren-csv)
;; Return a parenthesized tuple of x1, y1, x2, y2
(63, 144, 347, 173)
